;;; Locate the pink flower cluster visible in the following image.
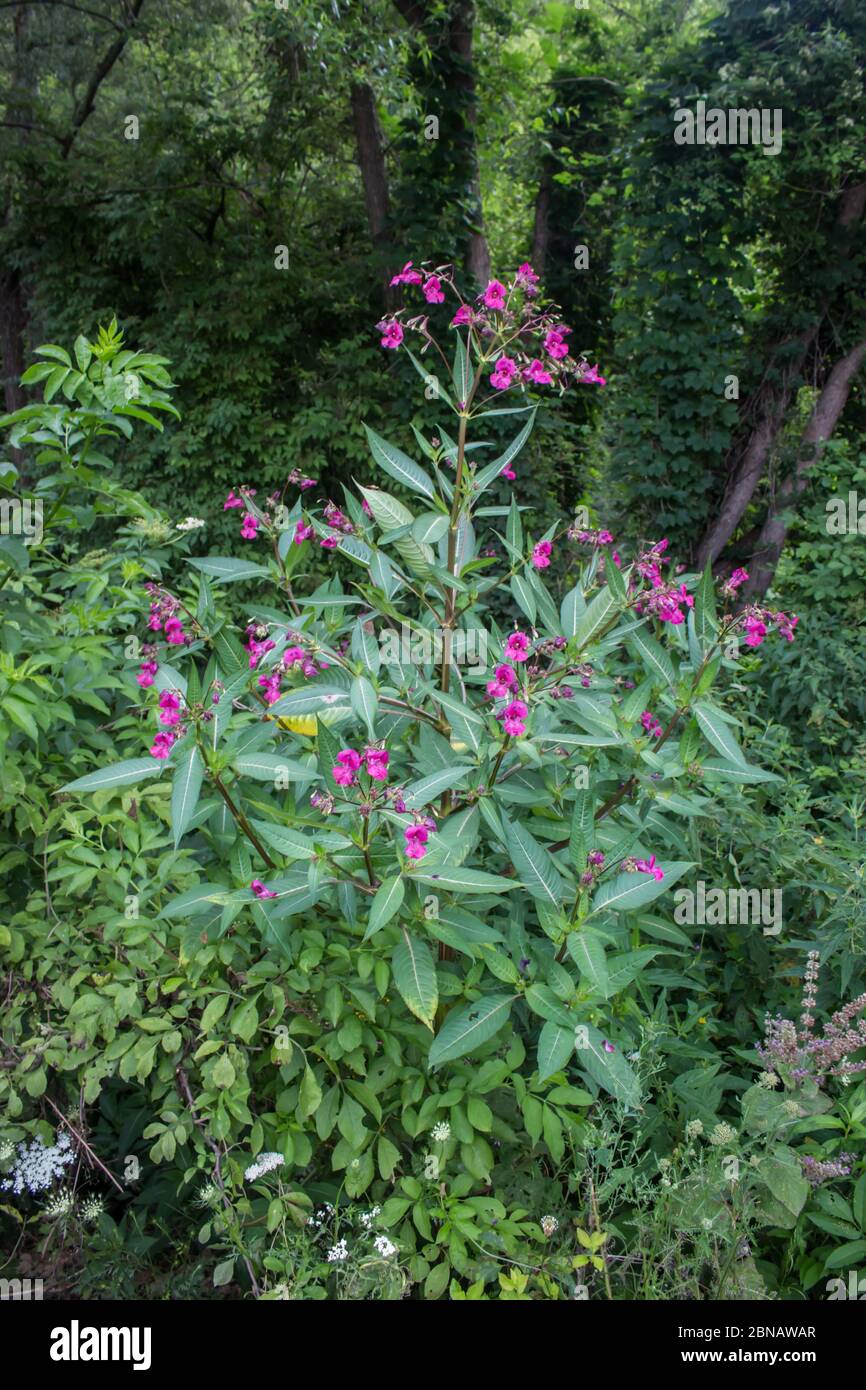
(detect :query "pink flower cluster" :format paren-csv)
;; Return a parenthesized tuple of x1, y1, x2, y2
(320, 502, 355, 550)
(243, 626, 326, 704)
(251, 879, 277, 900)
(375, 260, 606, 401)
(145, 584, 188, 645)
(136, 654, 158, 688)
(740, 606, 798, 648)
(404, 817, 437, 861)
(333, 746, 390, 787)
(636, 854, 664, 882)
(640, 710, 663, 739)
(225, 487, 260, 542)
(532, 540, 553, 570)
(569, 526, 614, 546)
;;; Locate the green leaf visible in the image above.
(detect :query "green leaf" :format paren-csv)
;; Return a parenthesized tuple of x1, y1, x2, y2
(560, 583, 587, 638)
(364, 876, 405, 940)
(392, 929, 438, 1028)
(574, 1025, 641, 1107)
(628, 627, 677, 689)
(567, 928, 610, 996)
(590, 861, 693, 915)
(171, 745, 204, 846)
(573, 587, 617, 652)
(503, 815, 564, 908)
(401, 766, 472, 807)
(188, 556, 270, 583)
(537, 1020, 574, 1082)
(60, 758, 165, 793)
(364, 424, 436, 501)
(299, 1064, 323, 1119)
(233, 752, 319, 782)
(350, 675, 378, 737)
(694, 565, 718, 648)
(428, 994, 515, 1067)
(510, 571, 537, 624)
(473, 409, 537, 494)
(693, 700, 748, 767)
(410, 866, 517, 894)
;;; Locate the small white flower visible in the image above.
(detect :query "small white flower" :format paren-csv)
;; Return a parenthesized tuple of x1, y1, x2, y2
(80, 1195, 104, 1223)
(359, 1206, 381, 1229)
(373, 1235, 397, 1258)
(327, 1239, 349, 1262)
(541, 1214, 558, 1238)
(176, 516, 205, 531)
(1, 1132, 75, 1195)
(430, 1121, 451, 1143)
(45, 1188, 75, 1219)
(244, 1152, 285, 1182)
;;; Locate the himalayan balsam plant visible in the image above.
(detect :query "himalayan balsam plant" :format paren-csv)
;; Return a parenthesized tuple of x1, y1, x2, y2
(60, 265, 799, 1202)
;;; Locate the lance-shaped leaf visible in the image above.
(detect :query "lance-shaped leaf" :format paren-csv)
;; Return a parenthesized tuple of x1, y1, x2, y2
(61, 758, 166, 793)
(590, 860, 693, 915)
(503, 815, 565, 908)
(392, 929, 438, 1028)
(350, 676, 378, 738)
(233, 752, 319, 782)
(410, 866, 517, 894)
(428, 993, 515, 1067)
(567, 928, 610, 997)
(628, 627, 677, 689)
(574, 1025, 641, 1108)
(188, 556, 270, 583)
(537, 1020, 575, 1083)
(472, 409, 537, 494)
(269, 684, 351, 717)
(694, 564, 718, 648)
(171, 744, 204, 846)
(363, 876, 405, 941)
(560, 583, 587, 638)
(401, 766, 472, 807)
(693, 700, 748, 767)
(363, 424, 436, 502)
(573, 587, 618, 653)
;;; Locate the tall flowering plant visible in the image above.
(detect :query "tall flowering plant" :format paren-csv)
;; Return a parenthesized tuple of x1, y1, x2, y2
(62, 269, 797, 1173)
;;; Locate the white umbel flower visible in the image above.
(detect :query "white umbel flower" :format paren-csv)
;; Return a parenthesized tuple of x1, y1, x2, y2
(327, 1239, 349, 1262)
(244, 1152, 285, 1182)
(373, 1235, 397, 1258)
(176, 517, 206, 531)
(430, 1121, 451, 1142)
(1, 1132, 75, 1195)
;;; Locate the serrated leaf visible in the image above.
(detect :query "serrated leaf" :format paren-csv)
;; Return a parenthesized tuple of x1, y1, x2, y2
(393, 929, 438, 1028)
(171, 745, 204, 845)
(364, 424, 436, 501)
(428, 994, 515, 1067)
(693, 700, 747, 767)
(503, 815, 564, 908)
(60, 758, 164, 793)
(364, 876, 405, 940)
(537, 1020, 574, 1082)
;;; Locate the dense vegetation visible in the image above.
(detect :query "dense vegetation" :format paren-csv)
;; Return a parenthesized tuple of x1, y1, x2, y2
(1, 0, 865, 1303)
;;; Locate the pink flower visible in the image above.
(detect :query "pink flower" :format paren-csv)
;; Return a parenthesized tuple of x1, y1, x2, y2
(500, 699, 528, 737)
(250, 879, 277, 900)
(364, 748, 390, 782)
(500, 465, 516, 481)
(258, 674, 282, 705)
(149, 730, 175, 760)
(163, 617, 186, 645)
(136, 660, 158, 688)
(481, 279, 507, 310)
(516, 262, 540, 296)
(636, 855, 664, 882)
(744, 616, 767, 647)
(730, 567, 749, 588)
(523, 358, 553, 386)
(579, 364, 607, 387)
(640, 710, 663, 739)
(333, 748, 362, 787)
(451, 304, 472, 327)
(404, 823, 430, 861)
(486, 662, 518, 698)
(321, 534, 339, 549)
(294, 521, 313, 544)
(423, 275, 445, 304)
(378, 320, 404, 350)
(158, 690, 182, 726)
(224, 489, 245, 510)
(603, 1040, 616, 1054)
(282, 646, 306, 668)
(390, 261, 424, 286)
(543, 328, 571, 360)
(490, 355, 518, 391)
(532, 540, 553, 570)
(775, 611, 798, 642)
(240, 513, 259, 540)
(504, 631, 530, 663)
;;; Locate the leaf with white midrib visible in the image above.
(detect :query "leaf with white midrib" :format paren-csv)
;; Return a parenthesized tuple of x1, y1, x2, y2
(503, 815, 564, 908)
(171, 744, 204, 846)
(428, 993, 515, 1066)
(392, 929, 438, 1027)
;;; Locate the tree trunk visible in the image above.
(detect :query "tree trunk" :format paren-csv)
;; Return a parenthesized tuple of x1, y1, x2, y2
(448, 0, 490, 285)
(531, 157, 553, 275)
(695, 180, 866, 570)
(741, 334, 866, 598)
(350, 81, 394, 304)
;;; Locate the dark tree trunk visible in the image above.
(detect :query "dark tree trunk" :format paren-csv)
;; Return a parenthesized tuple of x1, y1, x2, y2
(695, 181, 866, 570)
(742, 334, 866, 598)
(447, 0, 490, 285)
(531, 157, 554, 275)
(350, 81, 395, 304)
